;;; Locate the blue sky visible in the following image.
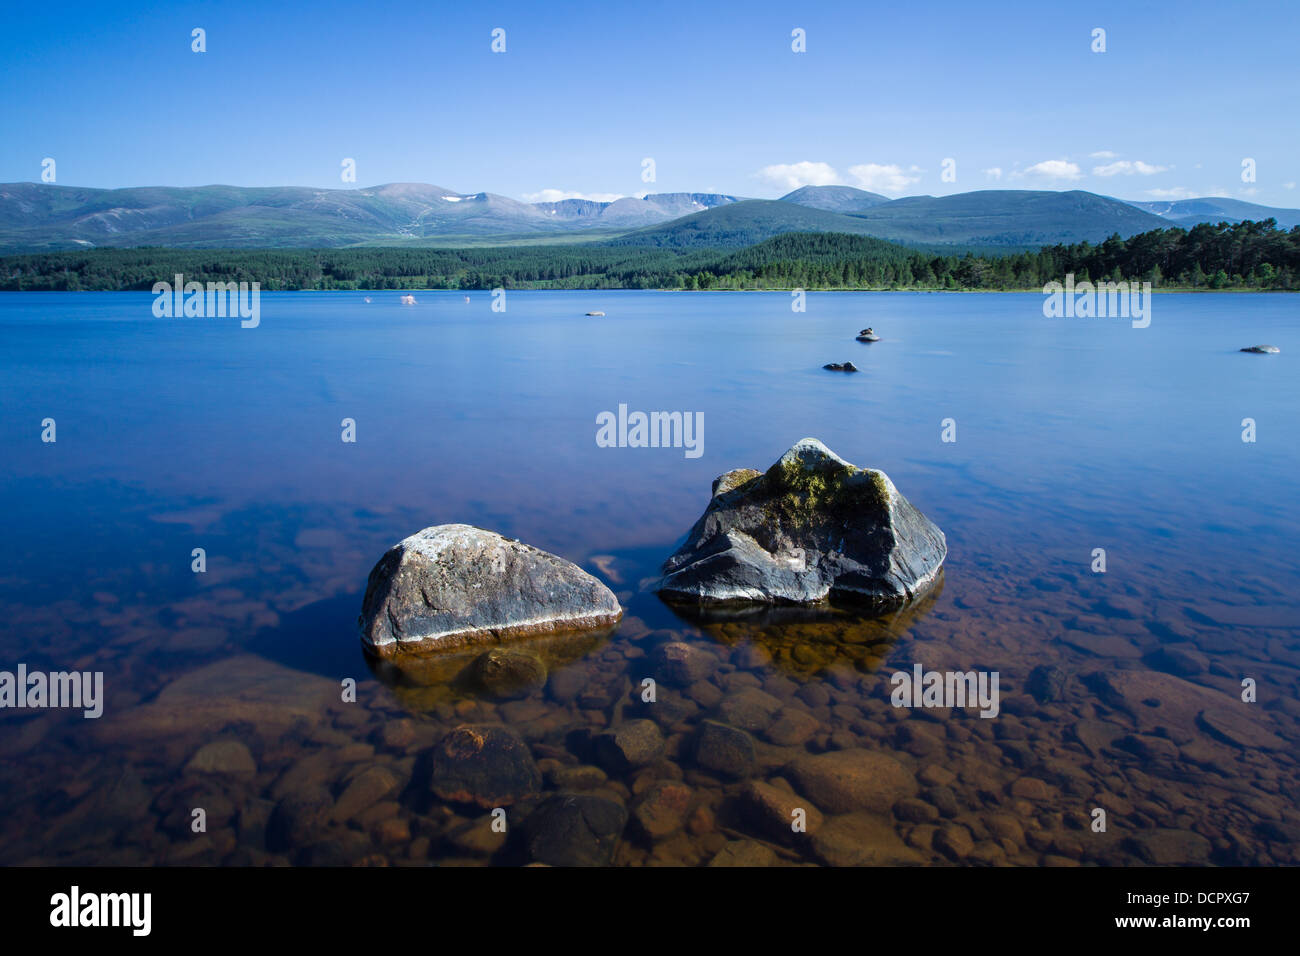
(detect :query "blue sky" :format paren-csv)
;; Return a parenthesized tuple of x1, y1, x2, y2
(3, 0, 1297, 206)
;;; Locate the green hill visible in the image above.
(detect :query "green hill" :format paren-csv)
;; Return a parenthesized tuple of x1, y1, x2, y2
(610, 200, 888, 248)
(779, 185, 891, 213)
(618, 190, 1170, 249)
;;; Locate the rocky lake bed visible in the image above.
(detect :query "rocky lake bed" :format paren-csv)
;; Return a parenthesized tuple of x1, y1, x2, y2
(3, 556, 1296, 868)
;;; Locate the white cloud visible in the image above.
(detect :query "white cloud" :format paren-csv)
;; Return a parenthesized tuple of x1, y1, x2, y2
(1089, 150, 1119, 159)
(755, 161, 844, 191)
(846, 163, 922, 195)
(523, 189, 626, 203)
(1013, 159, 1083, 182)
(1093, 160, 1169, 177)
(1284, 182, 1296, 190)
(982, 167, 1003, 181)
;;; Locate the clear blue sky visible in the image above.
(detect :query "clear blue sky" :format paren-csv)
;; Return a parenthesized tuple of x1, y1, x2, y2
(3, 0, 1297, 205)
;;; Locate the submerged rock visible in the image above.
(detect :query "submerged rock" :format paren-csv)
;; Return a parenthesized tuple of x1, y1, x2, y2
(359, 524, 622, 658)
(593, 719, 665, 773)
(526, 794, 628, 866)
(707, 840, 780, 866)
(783, 749, 918, 814)
(811, 812, 922, 866)
(456, 649, 548, 699)
(1026, 665, 1072, 703)
(823, 362, 859, 372)
(267, 787, 333, 853)
(429, 724, 542, 808)
(184, 740, 257, 777)
(693, 720, 756, 777)
(654, 439, 946, 610)
(856, 328, 881, 342)
(1239, 345, 1280, 353)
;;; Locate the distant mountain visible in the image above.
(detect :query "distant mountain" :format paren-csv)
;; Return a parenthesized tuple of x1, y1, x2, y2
(610, 200, 889, 248)
(1121, 197, 1300, 230)
(534, 193, 743, 228)
(619, 190, 1170, 248)
(779, 185, 890, 213)
(838, 190, 1169, 246)
(0, 181, 1226, 254)
(0, 182, 743, 252)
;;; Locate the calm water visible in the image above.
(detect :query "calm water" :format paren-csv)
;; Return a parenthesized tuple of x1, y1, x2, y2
(0, 290, 1296, 866)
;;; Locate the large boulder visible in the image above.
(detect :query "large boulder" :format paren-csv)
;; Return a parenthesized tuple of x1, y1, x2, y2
(359, 524, 622, 658)
(654, 439, 946, 610)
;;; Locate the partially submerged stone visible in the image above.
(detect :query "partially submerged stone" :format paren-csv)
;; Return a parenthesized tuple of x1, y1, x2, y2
(654, 439, 946, 610)
(1240, 345, 1280, 354)
(359, 524, 622, 658)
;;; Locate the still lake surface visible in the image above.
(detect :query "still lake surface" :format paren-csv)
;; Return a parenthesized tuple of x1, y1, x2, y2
(0, 290, 1296, 866)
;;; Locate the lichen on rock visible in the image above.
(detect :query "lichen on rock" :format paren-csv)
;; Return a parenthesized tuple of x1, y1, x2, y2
(654, 438, 946, 611)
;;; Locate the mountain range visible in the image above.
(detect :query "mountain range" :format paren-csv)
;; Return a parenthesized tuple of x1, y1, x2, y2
(1, 181, 1296, 255)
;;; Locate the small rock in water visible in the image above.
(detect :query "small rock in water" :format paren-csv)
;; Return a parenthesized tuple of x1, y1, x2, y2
(765, 707, 821, 746)
(1129, 828, 1212, 865)
(184, 740, 256, 776)
(632, 781, 693, 838)
(429, 724, 542, 808)
(526, 794, 628, 866)
(693, 720, 756, 778)
(1197, 707, 1286, 750)
(1147, 644, 1209, 677)
(714, 687, 783, 733)
(708, 840, 779, 867)
(593, 719, 665, 774)
(358, 524, 622, 657)
(649, 641, 716, 686)
(736, 780, 823, 844)
(1026, 665, 1072, 703)
(331, 766, 400, 823)
(822, 362, 859, 372)
(934, 823, 976, 861)
(267, 787, 333, 852)
(1239, 345, 1279, 353)
(457, 649, 548, 698)
(784, 749, 918, 814)
(811, 812, 922, 866)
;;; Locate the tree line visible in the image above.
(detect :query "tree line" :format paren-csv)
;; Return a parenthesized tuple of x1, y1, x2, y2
(2, 219, 1298, 292)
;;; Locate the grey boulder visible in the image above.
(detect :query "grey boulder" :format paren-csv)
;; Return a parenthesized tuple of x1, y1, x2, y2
(1240, 344, 1280, 354)
(359, 524, 621, 658)
(654, 438, 945, 610)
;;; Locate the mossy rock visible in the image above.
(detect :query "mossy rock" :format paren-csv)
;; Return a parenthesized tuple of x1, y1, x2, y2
(655, 438, 946, 613)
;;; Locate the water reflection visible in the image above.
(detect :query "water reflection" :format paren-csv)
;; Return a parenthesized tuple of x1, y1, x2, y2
(365, 628, 616, 711)
(662, 573, 944, 677)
